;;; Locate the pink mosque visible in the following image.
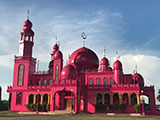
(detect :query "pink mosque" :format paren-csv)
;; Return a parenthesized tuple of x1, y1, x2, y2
(7, 18, 158, 115)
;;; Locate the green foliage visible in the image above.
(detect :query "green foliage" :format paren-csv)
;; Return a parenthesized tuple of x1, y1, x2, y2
(95, 104, 106, 111)
(0, 100, 9, 111)
(119, 104, 126, 112)
(25, 104, 31, 111)
(134, 104, 139, 113)
(29, 104, 37, 111)
(108, 105, 113, 112)
(157, 89, 160, 102)
(26, 104, 50, 112)
(46, 104, 50, 111)
(41, 104, 46, 111)
(113, 104, 119, 112)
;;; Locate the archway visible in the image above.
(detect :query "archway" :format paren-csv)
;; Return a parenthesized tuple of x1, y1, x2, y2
(43, 94, 48, 104)
(140, 94, 150, 111)
(104, 93, 110, 105)
(131, 93, 137, 105)
(28, 94, 33, 104)
(123, 93, 128, 104)
(113, 93, 119, 105)
(36, 94, 41, 104)
(96, 93, 102, 104)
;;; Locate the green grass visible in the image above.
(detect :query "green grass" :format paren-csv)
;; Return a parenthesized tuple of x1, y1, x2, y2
(0, 112, 159, 120)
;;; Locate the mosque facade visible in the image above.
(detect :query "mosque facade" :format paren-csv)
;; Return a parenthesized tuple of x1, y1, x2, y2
(7, 18, 157, 115)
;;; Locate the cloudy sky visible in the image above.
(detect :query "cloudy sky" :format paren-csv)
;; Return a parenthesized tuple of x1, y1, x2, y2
(0, 0, 160, 104)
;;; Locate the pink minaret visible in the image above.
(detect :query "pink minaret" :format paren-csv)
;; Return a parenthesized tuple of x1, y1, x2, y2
(19, 18, 34, 58)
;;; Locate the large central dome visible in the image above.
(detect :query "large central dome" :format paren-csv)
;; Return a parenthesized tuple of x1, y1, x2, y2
(69, 47, 99, 71)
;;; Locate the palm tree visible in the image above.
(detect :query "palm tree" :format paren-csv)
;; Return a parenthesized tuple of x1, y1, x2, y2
(157, 89, 160, 102)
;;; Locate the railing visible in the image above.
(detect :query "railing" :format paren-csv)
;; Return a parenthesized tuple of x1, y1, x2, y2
(33, 71, 50, 75)
(14, 56, 36, 62)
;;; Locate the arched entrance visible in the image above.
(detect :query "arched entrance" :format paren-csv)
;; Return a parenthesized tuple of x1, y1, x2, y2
(54, 90, 75, 111)
(140, 94, 150, 111)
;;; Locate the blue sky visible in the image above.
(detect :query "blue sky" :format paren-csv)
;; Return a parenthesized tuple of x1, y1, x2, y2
(0, 0, 160, 104)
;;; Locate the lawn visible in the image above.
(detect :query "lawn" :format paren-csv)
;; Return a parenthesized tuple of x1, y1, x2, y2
(0, 111, 160, 120)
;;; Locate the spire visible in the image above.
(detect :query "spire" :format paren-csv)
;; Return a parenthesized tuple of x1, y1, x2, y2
(133, 65, 138, 74)
(27, 9, 30, 19)
(116, 50, 120, 60)
(81, 32, 87, 47)
(103, 47, 106, 57)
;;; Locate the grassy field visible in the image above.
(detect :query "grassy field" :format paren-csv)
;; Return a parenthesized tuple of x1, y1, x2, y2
(0, 111, 160, 120)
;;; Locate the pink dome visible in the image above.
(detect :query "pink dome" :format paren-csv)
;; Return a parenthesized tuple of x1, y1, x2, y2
(20, 19, 34, 36)
(132, 73, 144, 86)
(53, 43, 59, 52)
(113, 60, 122, 70)
(108, 67, 113, 71)
(23, 19, 32, 29)
(61, 64, 77, 79)
(54, 50, 63, 59)
(69, 47, 99, 70)
(100, 57, 109, 66)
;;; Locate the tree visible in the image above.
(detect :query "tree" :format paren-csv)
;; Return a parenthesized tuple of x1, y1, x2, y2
(157, 89, 160, 102)
(134, 104, 139, 113)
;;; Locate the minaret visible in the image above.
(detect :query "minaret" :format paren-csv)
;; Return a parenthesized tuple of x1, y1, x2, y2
(12, 11, 36, 89)
(19, 10, 34, 58)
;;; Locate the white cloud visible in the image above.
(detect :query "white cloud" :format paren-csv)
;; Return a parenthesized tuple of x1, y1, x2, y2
(1, 84, 9, 100)
(119, 54, 160, 104)
(0, 54, 14, 68)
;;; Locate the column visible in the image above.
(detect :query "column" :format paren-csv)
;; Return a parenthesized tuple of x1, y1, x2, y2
(137, 94, 140, 105)
(26, 94, 29, 104)
(110, 94, 113, 105)
(119, 94, 122, 104)
(94, 94, 97, 104)
(40, 94, 43, 104)
(33, 94, 36, 104)
(50, 97, 55, 111)
(128, 93, 131, 105)
(102, 94, 104, 104)
(48, 94, 50, 104)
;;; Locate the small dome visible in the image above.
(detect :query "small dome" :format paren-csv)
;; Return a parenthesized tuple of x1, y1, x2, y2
(54, 50, 63, 59)
(21, 19, 34, 36)
(100, 57, 109, 66)
(53, 43, 59, 52)
(23, 19, 32, 29)
(69, 47, 99, 70)
(132, 73, 144, 86)
(108, 67, 113, 71)
(61, 64, 77, 79)
(49, 60, 53, 68)
(113, 60, 122, 70)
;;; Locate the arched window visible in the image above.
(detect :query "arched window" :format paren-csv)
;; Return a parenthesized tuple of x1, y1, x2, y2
(131, 93, 137, 105)
(43, 80, 47, 85)
(123, 93, 128, 104)
(16, 92, 22, 105)
(49, 79, 52, 85)
(96, 78, 100, 85)
(89, 78, 93, 85)
(96, 93, 102, 104)
(29, 94, 33, 104)
(37, 80, 41, 86)
(43, 94, 48, 104)
(36, 94, 41, 104)
(113, 93, 119, 105)
(104, 93, 110, 105)
(18, 64, 24, 86)
(110, 77, 115, 85)
(103, 77, 108, 85)
(55, 65, 59, 81)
